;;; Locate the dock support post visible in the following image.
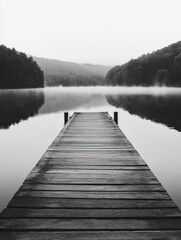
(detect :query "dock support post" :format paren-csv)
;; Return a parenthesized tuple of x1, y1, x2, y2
(64, 112, 69, 125)
(114, 111, 118, 124)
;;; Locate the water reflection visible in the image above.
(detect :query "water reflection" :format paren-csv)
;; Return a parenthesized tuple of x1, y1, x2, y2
(1, 87, 181, 131)
(39, 88, 107, 114)
(107, 94, 181, 132)
(0, 90, 44, 129)
(0, 88, 108, 129)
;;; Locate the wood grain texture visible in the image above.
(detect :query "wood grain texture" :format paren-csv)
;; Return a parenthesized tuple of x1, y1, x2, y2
(15, 190, 171, 200)
(20, 184, 166, 191)
(8, 198, 177, 209)
(1, 218, 181, 230)
(1, 208, 181, 219)
(0, 112, 181, 239)
(0, 231, 181, 240)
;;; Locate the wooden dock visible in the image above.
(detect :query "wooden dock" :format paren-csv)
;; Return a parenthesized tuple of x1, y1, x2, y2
(0, 112, 181, 239)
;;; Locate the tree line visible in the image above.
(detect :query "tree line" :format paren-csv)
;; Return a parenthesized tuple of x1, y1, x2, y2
(0, 45, 44, 89)
(45, 74, 105, 86)
(34, 57, 109, 87)
(105, 41, 181, 86)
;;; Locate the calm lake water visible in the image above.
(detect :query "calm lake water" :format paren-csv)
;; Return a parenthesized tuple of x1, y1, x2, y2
(0, 86, 181, 213)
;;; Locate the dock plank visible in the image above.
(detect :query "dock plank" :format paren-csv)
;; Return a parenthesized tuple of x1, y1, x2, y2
(8, 198, 177, 209)
(1, 218, 181, 230)
(1, 231, 181, 240)
(20, 184, 166, 191)
(15, 190, 171, 200)
(1, 208, 181, 219)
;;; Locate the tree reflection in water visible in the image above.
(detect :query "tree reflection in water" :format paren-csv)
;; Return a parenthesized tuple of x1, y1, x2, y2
(0, 90, 44, 129)
(107, 94, 181, 132)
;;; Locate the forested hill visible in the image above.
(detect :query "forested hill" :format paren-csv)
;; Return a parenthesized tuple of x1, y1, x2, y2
(34, 57, 110, 86)
(0, 45, 44, 89)
(105, 41, 181, 87)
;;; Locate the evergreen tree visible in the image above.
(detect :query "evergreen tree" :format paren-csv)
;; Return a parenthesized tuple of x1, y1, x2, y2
(0, 45, 44, 89)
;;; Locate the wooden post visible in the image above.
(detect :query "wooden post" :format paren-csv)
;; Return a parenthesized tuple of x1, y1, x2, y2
(114, 112, 118, 124)
(64, 112, 69, 125)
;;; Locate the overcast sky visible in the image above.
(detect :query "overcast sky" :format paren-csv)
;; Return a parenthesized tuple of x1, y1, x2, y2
(0, 0, 181, 65)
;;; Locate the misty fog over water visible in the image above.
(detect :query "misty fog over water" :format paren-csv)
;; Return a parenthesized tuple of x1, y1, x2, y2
(0, 86, 181, 213)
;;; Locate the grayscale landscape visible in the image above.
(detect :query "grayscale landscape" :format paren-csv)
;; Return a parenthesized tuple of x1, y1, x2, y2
(0, 0, 181, 238)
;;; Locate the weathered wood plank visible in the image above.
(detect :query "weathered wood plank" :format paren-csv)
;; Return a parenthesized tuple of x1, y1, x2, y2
(36, 158, 146, 166)
(1, 208, 181, 219)
(26, 170, 158, 179)
(15, 190, 171, 200)
(1, 231, 181, 240)
(30, 169, 152, 174)
(24, 178, 159, 185)
(25, 174, 159, 185)
(44, 151, 140, 157)
(8, 198, 177, 209)
(20, 184, 166, 192)
(1, 218, 181, 230)
(32, 166, 150, 171)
